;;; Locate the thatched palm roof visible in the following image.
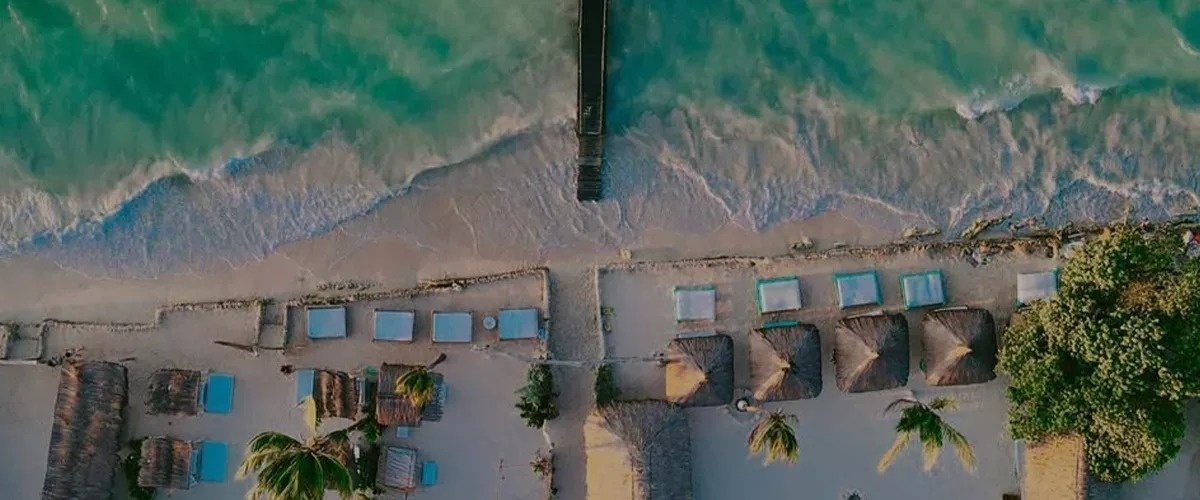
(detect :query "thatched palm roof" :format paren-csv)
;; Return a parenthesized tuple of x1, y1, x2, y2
(313, 369, 359, 420)
(922, 308, 997, 386)
(146, 368, 202, 416)
(42, 361, 128, 500)
(834, 313, 910, 393)
(376, 364, 443, 427)
(138, 437, 194, 490)
(750, 323, 822, 402)
(665, 334, 733, 407)
(584, 400, 692, 500)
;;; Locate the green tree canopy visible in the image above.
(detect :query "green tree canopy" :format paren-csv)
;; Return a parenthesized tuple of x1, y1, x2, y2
(999, 226, 1200, 482)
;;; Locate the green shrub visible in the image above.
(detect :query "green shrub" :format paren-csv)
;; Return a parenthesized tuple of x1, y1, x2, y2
(121, 439, 156, 500)
(516, 364, 559, 428)
(999, 226, 1200, 482)
(594, 363, 620, 407)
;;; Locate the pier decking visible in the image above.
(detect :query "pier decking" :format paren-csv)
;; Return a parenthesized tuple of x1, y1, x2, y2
(577, 0, 608, 201)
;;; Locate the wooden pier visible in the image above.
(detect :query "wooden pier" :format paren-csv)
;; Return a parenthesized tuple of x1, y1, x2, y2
(576, 0, 608, 201)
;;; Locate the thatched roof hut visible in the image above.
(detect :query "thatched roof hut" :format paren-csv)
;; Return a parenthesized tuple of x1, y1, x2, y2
(664, 334, 733, 407)
(1021, 435, 1118, 500)
(584, 401, 692, 500)
(376, 364, 444, 427)
(750, 323, 822, 402)
(146, 368, 203, 415)
(834, 313, 909, 393)
(921, 308, 997, 386)
(312, 369, 359, 420)
(138, 437, 194, 490)
(42, 361, 129, 500)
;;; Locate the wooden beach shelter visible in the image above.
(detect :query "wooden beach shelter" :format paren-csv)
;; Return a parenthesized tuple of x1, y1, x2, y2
(378, 446, 419, 491)
(306, 306, 347, 339)
(376, 364, 446, 427)
(664, 333, 733, 407)
(295, 368, 359, 420)
(1021, 435, 1115, 500)
(834, 313, 909, 393)
(138, 437, 195, 490)
(750, 322, 822, 402)
(584, 400, 693, 500)
(42, 361, 128, 500)
(921, 307, 997, 386)
(146, 368, 203, 416)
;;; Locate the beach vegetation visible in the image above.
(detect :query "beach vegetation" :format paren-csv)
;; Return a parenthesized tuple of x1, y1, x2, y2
(747, 410, 799, 465)
(237, 430, 356, 500)
(594, 362, 620, 407)
(516, 363, 559, 428)
(120, 438, 155, 500)
(393, 353, 447, 408)
(877, 397, 974, 474)
(999, 226, 1200, 482)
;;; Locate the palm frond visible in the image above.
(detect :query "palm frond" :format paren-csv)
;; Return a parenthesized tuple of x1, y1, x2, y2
(942, 422, 976, 472)
(877, 430, 912, 474)
(928, 397, 957, 411)
(747, 411, 799, 465)
(883, 397, 918, 416)
(394, 368, 437, 408)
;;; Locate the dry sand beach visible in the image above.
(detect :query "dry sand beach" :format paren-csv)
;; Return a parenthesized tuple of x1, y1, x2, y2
(0, 177, 1198, 500)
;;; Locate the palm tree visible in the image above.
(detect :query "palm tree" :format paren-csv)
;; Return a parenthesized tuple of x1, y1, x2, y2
(877, 397, 975, 474)
(237, 429, 355, 500)
(394, 353, 447, 408)
(747, 410, 800, 465)
(238, 397, 377, 499)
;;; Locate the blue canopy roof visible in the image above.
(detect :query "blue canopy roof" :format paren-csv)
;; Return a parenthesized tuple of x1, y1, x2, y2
(498, 308, 540, 340)
(197, 441, 228, 483)
(203, 373, 235, 414)
(901, 270, 945, 309)
(433, 312, 472, 343)
(374, 310, 415, 342)
(307, 306, 347, 339)
(835, 271, 881, 308)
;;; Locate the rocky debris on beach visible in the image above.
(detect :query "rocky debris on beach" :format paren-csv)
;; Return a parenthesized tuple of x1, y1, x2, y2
(960, 214, 1011, 240)
(902, 226, 941, 240)
(789, 236, 814, 252)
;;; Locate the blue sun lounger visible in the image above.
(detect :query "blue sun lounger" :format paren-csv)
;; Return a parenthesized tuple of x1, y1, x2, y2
(421, 461, 439, 487)
(203, 373, 235, 414)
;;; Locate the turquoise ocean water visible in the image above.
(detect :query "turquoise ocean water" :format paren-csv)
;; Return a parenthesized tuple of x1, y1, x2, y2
(4, 1, 1200, 273)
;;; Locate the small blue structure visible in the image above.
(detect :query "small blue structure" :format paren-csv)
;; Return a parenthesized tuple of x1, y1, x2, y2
(432, 312, 472, 343)
(295, 368, 315, 404)
(755, 277, 803, 313)
(498, 308, 540, 340)
(420, 461, 439, 487)
(673, 285, 716, 321)
(203, 373, 235, 414)
(834, 270, 882, 309)
(197, 441, 228, 483)
(374, 310, 415, 342)
(307, 306, 347, 339)
(1018, 270, 1059, 305)
(901, 270, 946, 309)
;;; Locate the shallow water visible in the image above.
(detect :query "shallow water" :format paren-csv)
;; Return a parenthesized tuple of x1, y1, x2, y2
(4, 1, 1200, 274)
